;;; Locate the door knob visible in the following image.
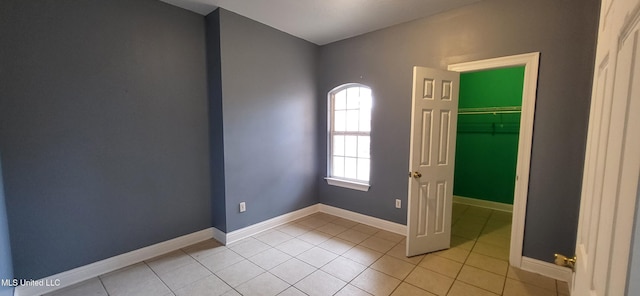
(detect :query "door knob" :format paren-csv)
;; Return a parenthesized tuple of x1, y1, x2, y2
(412, 171, 422, 178)
(554, 253, 576, 271)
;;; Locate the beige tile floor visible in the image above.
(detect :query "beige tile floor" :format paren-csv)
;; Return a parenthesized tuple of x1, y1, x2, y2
(45, 204, 570, 296)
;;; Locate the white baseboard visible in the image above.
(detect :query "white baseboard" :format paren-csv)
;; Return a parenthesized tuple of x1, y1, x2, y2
(318, 204, 407, 235)
(212, 227, 227, 245)
(16, 203, 406, 296)
(453, 195, 513, 212)
(520, 256, 573, 283)
(224, 203, 407, 242)
(225, 204, 319, 244)
(15, 228, 215, 296)
(224, 203, 406, 243)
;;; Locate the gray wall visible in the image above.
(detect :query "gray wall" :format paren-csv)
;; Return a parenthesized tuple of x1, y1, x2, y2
(206, 10, 228, 232)
(0, 159, 13, 296)
(0, 0, 211, 279)
(218, 9, 319, 231)
(317, 0, 600, 262)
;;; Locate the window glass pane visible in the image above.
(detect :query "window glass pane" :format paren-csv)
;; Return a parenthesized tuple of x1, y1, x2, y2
(345, 135, 357, 157)
(345, 157, 357, 179)
(357, 159, 370, 181)
(358, 136, 370, 158)
(334, 110, 346, 131)
(360, 97, 372, 111)
(346, 110, 359, 131)
(333, 156, 344, 177)
(335, 90, 347, 110)
(360, 87, 372, 102)
(333, 135, 344, 156)
(359, 107, 371, 132)
(347, 87, 360, 109)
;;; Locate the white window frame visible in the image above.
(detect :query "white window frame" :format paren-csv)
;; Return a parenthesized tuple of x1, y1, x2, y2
(325, 83, 372, 192)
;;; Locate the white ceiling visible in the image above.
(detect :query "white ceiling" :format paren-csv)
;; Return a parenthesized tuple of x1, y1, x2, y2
(160, 0, 481, 45)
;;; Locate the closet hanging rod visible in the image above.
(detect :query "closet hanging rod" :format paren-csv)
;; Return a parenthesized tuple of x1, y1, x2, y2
(458, 106, 521, 115)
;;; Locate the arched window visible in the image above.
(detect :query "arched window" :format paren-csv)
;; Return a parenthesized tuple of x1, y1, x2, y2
(326, 84, 372, 191)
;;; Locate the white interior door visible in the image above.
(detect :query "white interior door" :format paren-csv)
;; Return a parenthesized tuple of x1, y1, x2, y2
(572, 0, 640, 295)
(406, 66, 459, 257)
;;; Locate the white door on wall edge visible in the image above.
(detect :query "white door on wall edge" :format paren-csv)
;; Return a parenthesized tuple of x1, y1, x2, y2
(572, 0, 640, 295)
(406, 66, 460, 257)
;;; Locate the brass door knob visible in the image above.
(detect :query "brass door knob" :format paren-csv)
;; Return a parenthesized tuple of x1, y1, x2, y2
(413, 171, 422, 178)
(554, 253, 576, 271)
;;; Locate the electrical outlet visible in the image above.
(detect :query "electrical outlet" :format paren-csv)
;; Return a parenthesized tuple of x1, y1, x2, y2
(395, 199, 401, 209)
(239, 202, 246, 212)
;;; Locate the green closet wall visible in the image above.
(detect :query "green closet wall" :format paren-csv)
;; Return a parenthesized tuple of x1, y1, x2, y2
(453, 66, 525, 205)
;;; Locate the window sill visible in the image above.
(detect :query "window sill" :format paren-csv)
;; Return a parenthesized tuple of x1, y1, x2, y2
(325, 177, 370, 192)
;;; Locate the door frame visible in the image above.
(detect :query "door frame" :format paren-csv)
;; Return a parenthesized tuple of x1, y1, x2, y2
(448, 52, 540, 267)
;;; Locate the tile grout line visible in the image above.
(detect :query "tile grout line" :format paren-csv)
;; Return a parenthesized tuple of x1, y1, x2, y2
(336, 228, 401, 293)
(143, 261, 173, 295)
(259, 214, 370, 296)
(183, 244, 245, 296)
(447, 208, 502, 295)
(219, 241, 269, 293)
(385, 238, 419, 296)
(282, 218, 409, 296)
(97, 276, 110, 296)
(281, 215, 360, 295)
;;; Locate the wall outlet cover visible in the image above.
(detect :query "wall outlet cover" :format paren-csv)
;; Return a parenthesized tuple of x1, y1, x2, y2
(240, 202, 246, 212)
(395, 199, 401, 209)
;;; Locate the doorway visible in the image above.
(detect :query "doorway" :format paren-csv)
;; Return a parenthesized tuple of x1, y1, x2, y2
(449, 65, 524, 265)
(448, 52, 540, 267)
(453, 66, 524, 209)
